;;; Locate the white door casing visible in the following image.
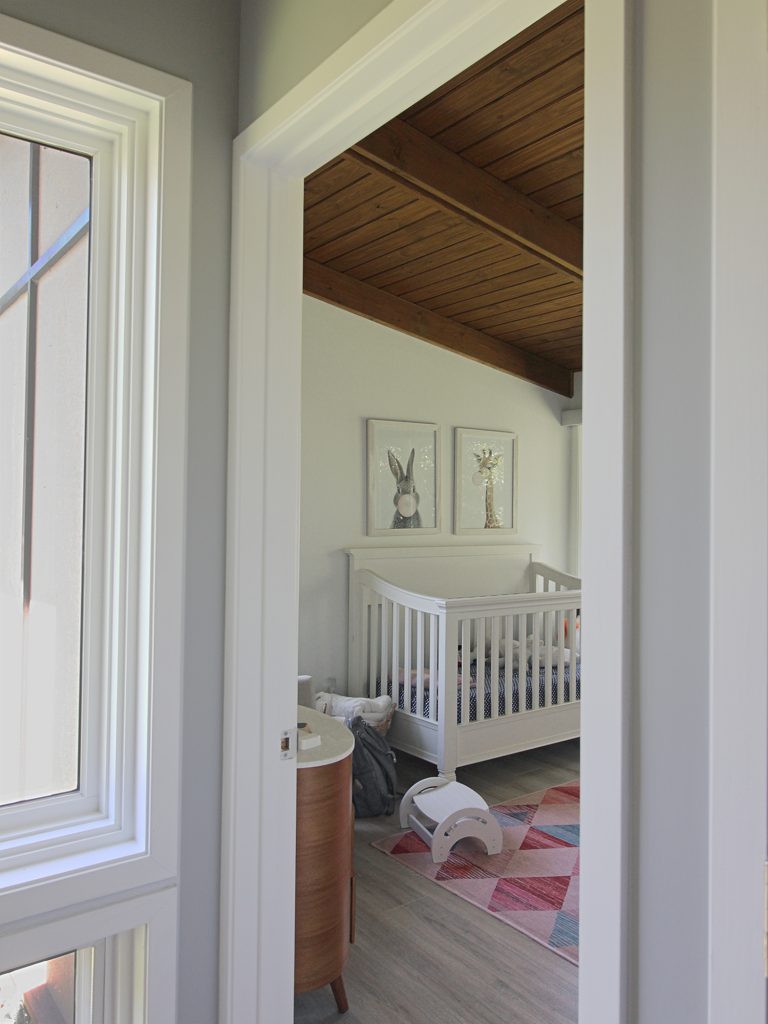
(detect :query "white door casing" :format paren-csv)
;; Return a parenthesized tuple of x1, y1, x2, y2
(222, 2, 629, 1022)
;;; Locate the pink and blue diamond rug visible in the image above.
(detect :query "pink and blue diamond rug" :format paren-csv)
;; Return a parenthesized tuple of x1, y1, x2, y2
(372, 780, 580, 965)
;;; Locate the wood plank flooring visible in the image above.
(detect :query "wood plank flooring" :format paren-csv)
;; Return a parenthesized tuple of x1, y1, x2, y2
(295, 740, 580, 1024)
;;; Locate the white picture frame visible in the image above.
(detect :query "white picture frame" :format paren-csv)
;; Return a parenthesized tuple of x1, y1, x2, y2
(367, 419, 440, 536)
(454, 427, 518, 535)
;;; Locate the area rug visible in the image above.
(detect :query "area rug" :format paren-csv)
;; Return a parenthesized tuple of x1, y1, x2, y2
(372, 780, 580, 964)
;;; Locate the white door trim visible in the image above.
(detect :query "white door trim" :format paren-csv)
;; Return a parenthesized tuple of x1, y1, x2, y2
(223, 2, 631, 1021)
(579, 2, 631, 1020)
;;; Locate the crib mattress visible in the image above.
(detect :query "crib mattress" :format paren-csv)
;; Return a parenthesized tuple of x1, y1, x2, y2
(379, 662, 581, 723)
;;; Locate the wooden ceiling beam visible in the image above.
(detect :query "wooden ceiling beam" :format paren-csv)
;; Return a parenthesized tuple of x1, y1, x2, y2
(304, 258, 573, 397)
(349, 118, 582, 281)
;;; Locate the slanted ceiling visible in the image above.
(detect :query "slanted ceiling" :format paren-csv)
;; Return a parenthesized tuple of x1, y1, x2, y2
(303, 0, 583, 397)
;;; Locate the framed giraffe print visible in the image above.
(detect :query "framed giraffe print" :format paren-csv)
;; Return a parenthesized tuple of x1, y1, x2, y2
(454, 427, 518, 535)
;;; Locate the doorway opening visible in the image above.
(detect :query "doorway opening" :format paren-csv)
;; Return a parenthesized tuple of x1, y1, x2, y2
(222, 1, 629, 1022)
(296, 3, 583, 1019)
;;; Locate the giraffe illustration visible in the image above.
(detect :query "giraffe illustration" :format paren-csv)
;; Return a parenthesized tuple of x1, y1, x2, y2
(473, 447, 503, 529)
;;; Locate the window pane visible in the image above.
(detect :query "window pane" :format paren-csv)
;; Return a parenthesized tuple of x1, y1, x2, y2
(0, 295, 27, 592)
(0, 133, 30, 295)
(25, 239, 89, 799)
(38, 145, 91, 256)
(0, 951, 80, 1023)
(0, 297, 28, 807)
(0, 138, 90, 807)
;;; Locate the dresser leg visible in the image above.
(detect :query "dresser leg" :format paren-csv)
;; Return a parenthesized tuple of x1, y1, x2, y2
(330, 975, 349, 1014)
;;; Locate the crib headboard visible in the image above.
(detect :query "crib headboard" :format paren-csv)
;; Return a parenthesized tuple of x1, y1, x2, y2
(347, 544, 541, 600)
(347, 544, 542, 692)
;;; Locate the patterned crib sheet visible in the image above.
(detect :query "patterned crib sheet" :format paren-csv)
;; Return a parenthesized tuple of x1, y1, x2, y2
(378, 661, 581, 722)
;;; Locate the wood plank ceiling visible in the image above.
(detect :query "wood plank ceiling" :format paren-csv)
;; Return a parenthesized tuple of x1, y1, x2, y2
(303, 0, 583, 397)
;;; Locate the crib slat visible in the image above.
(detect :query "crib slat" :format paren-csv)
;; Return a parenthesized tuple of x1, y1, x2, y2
(556, 609, 565, 706)
(544, 610, 554, 708)
(519, 614, 528, 713)
(475, 617, 486, 721)
(391, 602, 400, 710)
(504, 614, 515, 716)
(369, 600, 379, 698)
(403, 607, 412, 717)
(359, 586, 371, 696)
(548, 606, 552, 704)
(567, 606, 578, 704)
(490, 616, 500, 719)
(461, 619, 471, 725)
(429, 613, 438, 721)
(415, 611, 425, 722)
(532, 612, 541, 710)
(380, 598, 389, 700)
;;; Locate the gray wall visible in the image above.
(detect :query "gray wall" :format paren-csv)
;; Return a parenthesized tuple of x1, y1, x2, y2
(0, 0, 238, 1018)
(238, 0, 394, 129)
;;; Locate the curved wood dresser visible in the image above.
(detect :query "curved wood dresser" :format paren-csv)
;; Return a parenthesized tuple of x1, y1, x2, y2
(295, 707, 355, 1013)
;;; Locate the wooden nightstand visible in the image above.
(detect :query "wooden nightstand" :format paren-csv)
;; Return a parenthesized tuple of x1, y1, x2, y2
(295, 706, 355, 1013)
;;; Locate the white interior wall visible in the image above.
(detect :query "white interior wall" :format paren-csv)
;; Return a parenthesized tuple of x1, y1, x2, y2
(299, 296, 574, 692)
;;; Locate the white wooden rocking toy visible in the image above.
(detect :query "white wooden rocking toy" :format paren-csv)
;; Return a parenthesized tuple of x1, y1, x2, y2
(399, 778, 503, 864)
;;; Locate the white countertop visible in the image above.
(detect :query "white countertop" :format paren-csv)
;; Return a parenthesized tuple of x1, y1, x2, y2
(296, 705, 354, 768)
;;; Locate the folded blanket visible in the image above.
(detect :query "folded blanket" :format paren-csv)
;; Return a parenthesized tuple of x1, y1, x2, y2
(314, 691, 394, 734)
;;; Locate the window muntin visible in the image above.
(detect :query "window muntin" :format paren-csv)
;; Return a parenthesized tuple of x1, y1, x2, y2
(0, 133, 91, 807)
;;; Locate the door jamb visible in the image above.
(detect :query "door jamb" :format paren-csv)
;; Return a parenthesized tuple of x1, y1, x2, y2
(222, 2, 631, 1021)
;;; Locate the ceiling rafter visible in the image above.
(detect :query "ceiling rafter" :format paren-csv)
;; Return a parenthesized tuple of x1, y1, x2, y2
(348, 118, 582, 281)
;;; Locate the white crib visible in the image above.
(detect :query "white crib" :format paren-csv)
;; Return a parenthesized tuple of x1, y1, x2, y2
(347, 546, 581, 778)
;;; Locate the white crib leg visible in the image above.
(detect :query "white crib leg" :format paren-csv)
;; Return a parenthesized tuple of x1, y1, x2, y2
(437, 719, 458, 780)
(437, 722, 459, 780)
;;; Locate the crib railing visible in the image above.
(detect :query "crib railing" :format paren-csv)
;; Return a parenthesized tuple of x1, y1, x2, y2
(352, 568, 581, 729)
(531, 559, 582, 594)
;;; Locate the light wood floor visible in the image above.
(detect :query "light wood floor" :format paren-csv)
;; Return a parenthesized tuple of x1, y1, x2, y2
(295, 740, 580, 1024)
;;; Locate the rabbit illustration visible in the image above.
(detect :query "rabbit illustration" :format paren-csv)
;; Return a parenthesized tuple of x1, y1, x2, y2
(388, 448, 422, 529)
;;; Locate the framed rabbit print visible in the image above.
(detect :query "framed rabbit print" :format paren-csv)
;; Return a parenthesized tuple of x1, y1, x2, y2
(367, 419, 441, 536)
(454, 426, 518, 535)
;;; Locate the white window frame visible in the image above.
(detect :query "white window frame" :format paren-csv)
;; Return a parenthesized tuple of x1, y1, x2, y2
(0, 888, 178, 1022)
(1, 118, 123, 845)
(0, 12, 190, 952)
